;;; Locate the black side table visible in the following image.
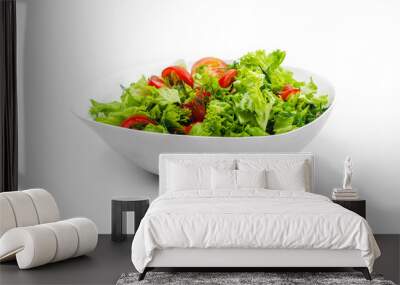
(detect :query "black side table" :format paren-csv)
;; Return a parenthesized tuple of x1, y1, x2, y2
(332, 199, 366, 219)
(111, 197, 150, 242)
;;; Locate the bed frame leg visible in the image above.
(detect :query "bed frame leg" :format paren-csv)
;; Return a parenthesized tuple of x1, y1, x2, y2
(354, 267, 371, 280)
(138, 268, 148, 281)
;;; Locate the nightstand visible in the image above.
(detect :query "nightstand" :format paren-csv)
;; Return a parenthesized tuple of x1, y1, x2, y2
(332, 199, 366, 219)
(111, 197, 150, 242)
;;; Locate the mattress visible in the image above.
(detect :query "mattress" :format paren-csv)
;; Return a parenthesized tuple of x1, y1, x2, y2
(131, 189, 380, 273)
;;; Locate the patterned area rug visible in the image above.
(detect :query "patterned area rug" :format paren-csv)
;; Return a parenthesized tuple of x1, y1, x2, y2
(116, 272, 396, 285)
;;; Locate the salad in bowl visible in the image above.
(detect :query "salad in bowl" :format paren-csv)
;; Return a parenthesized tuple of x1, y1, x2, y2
(89, 50, 329, 137)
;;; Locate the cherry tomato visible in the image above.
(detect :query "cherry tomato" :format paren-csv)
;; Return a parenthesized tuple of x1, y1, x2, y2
(191, 57, 227, 78)
(120, 115, 156, 129)
(218, 69, 237, 88)
(148, 75, 165, 88)
(161, 66, 194, 87)
(279, 84, 300, 101)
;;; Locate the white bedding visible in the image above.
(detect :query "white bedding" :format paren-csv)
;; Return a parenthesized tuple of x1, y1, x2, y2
(131, 190, 380, 273)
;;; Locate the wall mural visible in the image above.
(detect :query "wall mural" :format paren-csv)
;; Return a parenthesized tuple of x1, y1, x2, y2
(74, 50, 335, 174)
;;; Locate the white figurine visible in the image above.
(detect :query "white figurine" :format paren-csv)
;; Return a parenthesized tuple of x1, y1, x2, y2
(342, 156, 353, 190)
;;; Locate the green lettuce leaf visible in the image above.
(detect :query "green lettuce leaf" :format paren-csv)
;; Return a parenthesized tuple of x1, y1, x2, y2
(235, 92, 271, 130)
(143, 124, 168, 133)
(158, 87, 181, 104)
(189, 100, 235, 136)
(160, 104, 191, 133)
(189, 122, 212, 136)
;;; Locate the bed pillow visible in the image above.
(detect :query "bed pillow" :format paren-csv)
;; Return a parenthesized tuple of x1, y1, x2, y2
(211, 169, 268, 190)
(266, 166, 307, 192)
(211, 169, 237, 190)
(236, 169, 268, 189)
(237, 159, 310, 192)
(166, 159, 235, 192)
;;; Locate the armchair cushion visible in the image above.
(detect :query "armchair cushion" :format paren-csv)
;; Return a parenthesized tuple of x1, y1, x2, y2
(0, 189, 60, 236)
(0, 189, 97, 269)
(0, 218, 98, 269)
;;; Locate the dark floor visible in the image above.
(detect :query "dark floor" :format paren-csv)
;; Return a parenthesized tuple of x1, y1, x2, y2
(0, 235, 399, 285)
(0, 235, 133, 285)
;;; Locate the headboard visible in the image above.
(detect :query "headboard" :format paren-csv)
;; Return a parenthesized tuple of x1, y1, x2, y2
(159, 153, 315, 195)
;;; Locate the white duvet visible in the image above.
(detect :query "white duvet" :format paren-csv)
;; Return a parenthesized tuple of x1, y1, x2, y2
(131, 190, 380, 273)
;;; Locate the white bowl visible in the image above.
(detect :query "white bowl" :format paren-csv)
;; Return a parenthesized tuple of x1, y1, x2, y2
(73, 63, 335, 174)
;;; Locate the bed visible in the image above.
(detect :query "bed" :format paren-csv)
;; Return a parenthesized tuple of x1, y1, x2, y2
(131, 153, 380, 280)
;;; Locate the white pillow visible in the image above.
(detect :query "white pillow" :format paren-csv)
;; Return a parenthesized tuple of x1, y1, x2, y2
(167, 163, 210, 191)
(211, 169, 268, 190)
(166, 159, 235, 191)
(237, 169, 267, 189)
(237, 159, 310, 192)
(211, 169, 237, 190)
(266, 167, 307, 191)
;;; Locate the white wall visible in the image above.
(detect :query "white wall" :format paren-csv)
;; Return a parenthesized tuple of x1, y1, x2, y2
(17, 0, 400, 233)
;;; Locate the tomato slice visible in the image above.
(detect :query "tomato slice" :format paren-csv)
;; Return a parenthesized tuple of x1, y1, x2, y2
(182, 90, 209, 123)
(191, 57, 227, 78)
(183, 99, 206, 123)
(182, 124, 193, 135)
(148, 75, 165, 88)
(196, 90, 211, 100)
(218, 69, 237, 88)
(279, 84, 300, 101)
(120, 115, 156, 129)
(161, 66, 194, 88)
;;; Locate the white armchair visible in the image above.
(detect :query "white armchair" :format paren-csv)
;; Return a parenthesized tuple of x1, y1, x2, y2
(0, 189, 98, 269)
